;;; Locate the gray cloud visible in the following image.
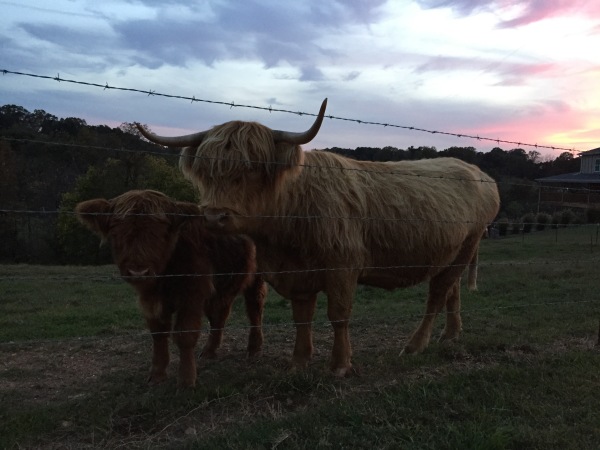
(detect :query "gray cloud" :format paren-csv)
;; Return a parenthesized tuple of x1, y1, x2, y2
(415, 54, 557, 86)
(414, 0, 495, 16)
(111, 0, 387, 72)
(343, 71, 360, 81)
(4, 0, 388, 79)
(299, 65, 324, 81)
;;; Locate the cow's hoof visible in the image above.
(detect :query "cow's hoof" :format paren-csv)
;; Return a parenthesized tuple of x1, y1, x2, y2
(177, 379, 196, 389)
(402, 334, 429, 355)
(200, 349, 218, 359)
(331, 365, 356, 378)
(400, 344, 421, 356)
(290, 356, 311, 370)
(438, 332, 460, 343)
(247, 349, 263, 359)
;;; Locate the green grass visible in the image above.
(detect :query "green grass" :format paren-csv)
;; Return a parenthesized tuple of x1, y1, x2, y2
(1, 225, 600, 449)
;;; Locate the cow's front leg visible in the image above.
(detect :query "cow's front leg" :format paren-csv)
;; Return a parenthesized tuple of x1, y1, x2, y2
(244, 275, 267, 357)
(146, 317, 171, 386)
(326, 292, 353, 377)
(173, 311, 202, 388)
(290, 294, 317, 369)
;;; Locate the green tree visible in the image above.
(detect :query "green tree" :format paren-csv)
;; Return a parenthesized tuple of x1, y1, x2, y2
(56, 155, 198, 264)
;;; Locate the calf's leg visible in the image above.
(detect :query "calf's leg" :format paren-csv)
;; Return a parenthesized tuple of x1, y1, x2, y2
(244, 275, 267, 357)
(146, 317, 171, 386)
(202, 295, 235, 359)
(173, 311, 202, 388)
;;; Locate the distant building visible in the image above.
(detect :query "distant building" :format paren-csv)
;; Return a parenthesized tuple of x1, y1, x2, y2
(536, 148, 600, 211)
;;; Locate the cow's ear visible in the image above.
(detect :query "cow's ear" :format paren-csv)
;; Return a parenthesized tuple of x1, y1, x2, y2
(172, 202, 202, 229)
(75, 199, 112, 238)
(274, 142, 305, 177)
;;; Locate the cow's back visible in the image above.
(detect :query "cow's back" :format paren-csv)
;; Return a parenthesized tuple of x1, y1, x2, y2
(262, 152, 499, 287)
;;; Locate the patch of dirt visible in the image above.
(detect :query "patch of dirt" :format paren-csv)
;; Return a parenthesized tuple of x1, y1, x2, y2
(0, 334, 147, 407)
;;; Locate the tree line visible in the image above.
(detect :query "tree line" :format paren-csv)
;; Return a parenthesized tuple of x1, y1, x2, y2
(0, 104, 582, 264)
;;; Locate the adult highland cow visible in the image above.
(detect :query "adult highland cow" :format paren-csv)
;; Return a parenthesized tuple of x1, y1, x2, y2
(76, 190, 267, 387)
(136, 100, 500, 377)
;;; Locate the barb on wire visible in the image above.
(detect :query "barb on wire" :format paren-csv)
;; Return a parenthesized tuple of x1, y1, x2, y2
(0, 69, 582, 154)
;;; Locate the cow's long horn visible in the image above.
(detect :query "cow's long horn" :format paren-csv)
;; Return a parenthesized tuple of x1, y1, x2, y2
(272, 98, 327, 145)
(135, 123, 208, 148)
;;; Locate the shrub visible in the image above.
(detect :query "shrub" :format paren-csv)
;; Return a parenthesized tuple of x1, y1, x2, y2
(560, 209, 576, 227)
(511, 222, 522, 234)
(521, 212, 536, 233)
(536, 212, 552, 231)
(497, 218, 510, 236)
(586, 208, 600, 224)
(551, 212, 561, 229)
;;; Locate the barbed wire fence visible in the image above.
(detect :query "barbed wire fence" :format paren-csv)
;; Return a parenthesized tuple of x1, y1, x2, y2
(1, 69, 599, 349)
(0, 69, 584, 154)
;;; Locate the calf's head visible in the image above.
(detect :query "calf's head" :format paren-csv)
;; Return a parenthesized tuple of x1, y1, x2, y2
(75, 190, 200, 287)
(136, 99, 327, 234)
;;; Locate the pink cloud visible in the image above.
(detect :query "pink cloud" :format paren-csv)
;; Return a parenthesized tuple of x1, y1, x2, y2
(499, 0, 600, 28)
(418, 0, 600, 28)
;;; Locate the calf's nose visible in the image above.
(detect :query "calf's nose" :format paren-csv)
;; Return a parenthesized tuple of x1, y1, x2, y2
(126, 268, 150, 277)
(202, 208, 231, 229)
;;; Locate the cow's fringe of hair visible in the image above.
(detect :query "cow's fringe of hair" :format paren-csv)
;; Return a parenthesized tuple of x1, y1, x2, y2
(179, 121, 304, 182)
(111, 190, 175, 221)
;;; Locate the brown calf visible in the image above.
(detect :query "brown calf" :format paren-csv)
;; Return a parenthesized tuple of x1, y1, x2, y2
(75, 190, 267, 387)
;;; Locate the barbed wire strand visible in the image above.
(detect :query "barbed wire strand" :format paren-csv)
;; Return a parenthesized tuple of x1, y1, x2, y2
(0, 69, 583, 154)
(6, 208, 599, 229)
(0, 256, 598, 282)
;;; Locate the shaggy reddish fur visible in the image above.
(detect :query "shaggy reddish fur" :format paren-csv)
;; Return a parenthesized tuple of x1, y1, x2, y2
(76, 190, 267, 387)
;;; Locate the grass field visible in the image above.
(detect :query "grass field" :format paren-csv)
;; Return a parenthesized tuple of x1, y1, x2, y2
(1, 225, 599, 449)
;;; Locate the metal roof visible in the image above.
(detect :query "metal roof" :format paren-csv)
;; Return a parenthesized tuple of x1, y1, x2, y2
(581, 147, 600, 156)
(536, 172, 600, 184)
(536, 146, 600, 183)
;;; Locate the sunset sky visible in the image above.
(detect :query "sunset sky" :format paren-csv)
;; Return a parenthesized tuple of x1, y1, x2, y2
(1, 0, 599, 156)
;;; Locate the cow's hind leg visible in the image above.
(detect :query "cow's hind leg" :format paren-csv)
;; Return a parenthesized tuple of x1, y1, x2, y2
(403, 275, 455, 354)
(404, 235, 479, 354)
(146, 317, 171, 386)
(243, 275, 267, 357)
(290, 294, 317, 370)
(440, 280, 462, 342)
(173, 311, 202, 388)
